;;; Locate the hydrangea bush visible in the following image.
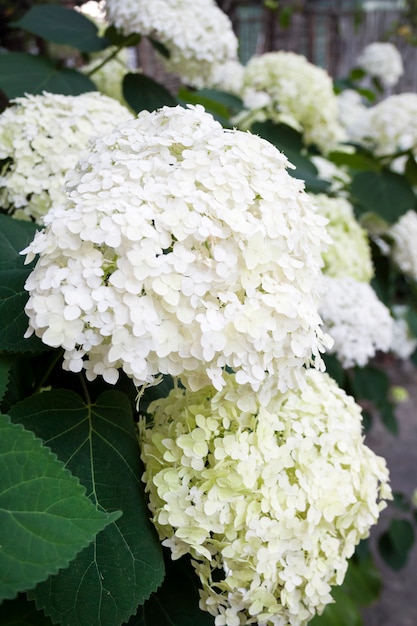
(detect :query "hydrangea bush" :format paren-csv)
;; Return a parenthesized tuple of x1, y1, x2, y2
(140, 370, 391, 626)
(0, 91, 133, 223)
(22, 104, 331, 394)
(1, 1, 416, 624)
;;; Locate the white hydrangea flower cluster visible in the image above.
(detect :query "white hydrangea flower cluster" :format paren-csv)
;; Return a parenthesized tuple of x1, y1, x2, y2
(337, 89, 370, 143)
(209, 59, 245, 95)
(23, 105, 331, 393)
(0, 91, 133, 223)
(310, 155, 351, 195)
(390, 305, 417, 360)
(360, 93, 417, 172)
(311, 194, 374, 282)
(319, 276, 393, 368)
(140, 370, 391, 626)
(356, 42, 404, 88)
(389, 210, 417, 280)
(239, 51, 346, 153)
(105, 0, 239, 89)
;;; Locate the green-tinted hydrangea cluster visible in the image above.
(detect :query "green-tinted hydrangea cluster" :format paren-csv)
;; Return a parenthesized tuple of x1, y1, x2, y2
(311, 194, 374, 282)
(140, 370, 391, 626)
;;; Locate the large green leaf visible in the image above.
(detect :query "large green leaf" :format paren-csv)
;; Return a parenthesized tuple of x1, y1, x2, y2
(123, 73, 177, 113)
(0, 354, 15, 403)
(131, 554, 214, 626)
(0, 53, 96, 99)
(378, 519, 415, 570)
(12, 6, 109, 53)
(0, 594, 52, 625)
(351, 366, 398, 434)
(178, 87, 243, 128)
(0, 413, 119, 602)
(351, 366, 390, 405)
(10, 390, 164, 626)
(0, 214, 40, 269)
(310, 586, 363, 626)
(350, 169, 416, 223)
(0, 268, 49, 354)
(251, 121, 330, 193)
(0, 215, 50, 354)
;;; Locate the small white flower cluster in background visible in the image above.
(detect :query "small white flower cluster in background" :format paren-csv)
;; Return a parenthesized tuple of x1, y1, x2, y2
(356, 42, 404, 88)
(310, 194, 374, 283)
(356, 93, 417, 172)
(22, 104, 331, 394)
(319, 276, 393, 368)
(389, 210, 417, 280)
(104, 0, 239, 89)
(238, 51, 346, 153)
(337, 89, 370, 144)
(390, 305, 417, 360)
(310, 155, 352, 195)
(0, 91, 133, 223)
(140, 370, 391, 626)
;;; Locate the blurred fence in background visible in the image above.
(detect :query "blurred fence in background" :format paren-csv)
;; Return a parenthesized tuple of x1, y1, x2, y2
(231, 1, 417, 92)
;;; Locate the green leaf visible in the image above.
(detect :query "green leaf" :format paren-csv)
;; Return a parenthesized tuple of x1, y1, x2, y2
(0, 268, 49, 354)
(0, 593, 53, 624)
(0, 413, 119, 602)
(0, 53, 96, 99)
(378, 519, 415, 570)
(322, 354, 347, 388)
(379, 401, 399, 435)
(178, 88, 233, 127)
(309, 586, 363, 626)
(10, 390, 164, 626)
(104, 25, 141, 48)
(0, 353, 15, 403)
(131, 554, 214, 626)
(252, 119, 304, 152)
(342, 552, 381, 606)
(349, 67, 367, 81)
(12, 6, 109, 53)
(250, 121, 330, 192)
(404, 153, 417, 187)
(351, 366, 389, 404)
(0, 214, 40, 270)
(350, 169, 416, 223)
(149, 38, 171, 59)
(123, 73, 177, 113)
(327, 149, 379, 172)
(191, 89, 243, 115)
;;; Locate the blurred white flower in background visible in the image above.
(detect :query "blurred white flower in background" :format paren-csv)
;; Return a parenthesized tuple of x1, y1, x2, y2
(356, 93, 417, 172)
(104, 0, 239, 88)
(356, 41, 404, 88)
(319, 276, 393, 368)
(337, 88, 370, 143)
(238, 51, 346, 153)
(390, 305, 417, 360)
(389, 210, 417, 280)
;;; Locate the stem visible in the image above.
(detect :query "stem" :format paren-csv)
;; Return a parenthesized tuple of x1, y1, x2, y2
(33, 349, 64, 393)
(78, 372, 91, 405)
(86, 34, 140, 77)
